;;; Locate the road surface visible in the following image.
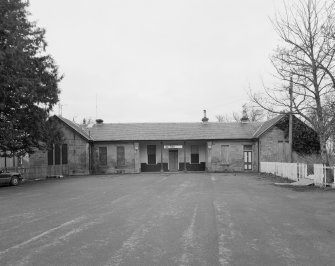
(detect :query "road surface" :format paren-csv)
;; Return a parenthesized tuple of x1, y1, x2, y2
(0, 173, 335, 265)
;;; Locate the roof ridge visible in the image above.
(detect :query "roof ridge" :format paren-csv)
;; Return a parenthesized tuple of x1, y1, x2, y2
(92, 121, 263, 125)
(252, 114, 285, 138)
(55, 115, 92, 140)
(252, 122, 265, 137)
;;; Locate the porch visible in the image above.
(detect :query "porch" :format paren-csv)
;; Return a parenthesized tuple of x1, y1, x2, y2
(139, 141, 208, 172)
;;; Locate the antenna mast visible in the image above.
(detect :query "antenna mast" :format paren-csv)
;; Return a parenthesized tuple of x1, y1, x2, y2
(95, 94, 98, 119)
(58, 103, 63, 116)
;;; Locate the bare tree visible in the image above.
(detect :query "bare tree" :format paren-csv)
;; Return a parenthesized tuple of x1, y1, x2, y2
(240, 103, 266, 122)
(81, 117, 95, 128)
(215, 114, 224, 122)
(251, 0, 335, 164)
(216, 104, 266, 123)
(215, 114, 234, 122)
(232, 112, 241, 122)
(248, 106, 266, 122)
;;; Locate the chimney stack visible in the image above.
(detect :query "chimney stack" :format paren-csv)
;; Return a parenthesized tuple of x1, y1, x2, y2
(240, 108, 249, 123)
(96, 119, 104, 125)
(202, 110, 209, 123)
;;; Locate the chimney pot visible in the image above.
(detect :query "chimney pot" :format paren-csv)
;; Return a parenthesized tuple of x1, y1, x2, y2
(240, 105, 250, 123)
(202, 109, 209, 123)
(96, 119, 104, 125)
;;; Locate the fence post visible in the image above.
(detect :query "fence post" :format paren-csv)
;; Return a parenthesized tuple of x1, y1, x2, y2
(324, 164, 327, 187)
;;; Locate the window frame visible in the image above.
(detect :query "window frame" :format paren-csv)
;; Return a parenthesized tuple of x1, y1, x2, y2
(117, 146, 125, 167)
(243, 145, 253, 151)
(62, 144, 68, 164)
(55, 144, 61, 165)
(221, 145, 230, 164)
(190, 145, 199, 164)
(147, 145, 156, 165)
(47, 148, 53, 165)
(244, 150, 252, 170)
(99, 147, 107, 166)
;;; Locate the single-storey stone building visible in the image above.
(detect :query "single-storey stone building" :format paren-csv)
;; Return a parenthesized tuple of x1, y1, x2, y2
(27, 112, 317, 176)
(28, 116, 92, 176)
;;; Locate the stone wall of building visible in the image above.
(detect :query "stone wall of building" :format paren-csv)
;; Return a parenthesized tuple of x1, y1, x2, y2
(61, 124, 90, 175)
(92, 142, 140, 174)
(28, 123, 90, 177)
(259, 126, 287, 162)
(29, 150, 48, 167)
(209, 140, 257, 172)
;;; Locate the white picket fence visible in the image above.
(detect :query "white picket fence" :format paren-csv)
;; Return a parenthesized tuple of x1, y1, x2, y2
(313, 164, 335, 186)
(260, 162, 305, 181)
(260, 162, 335, 186)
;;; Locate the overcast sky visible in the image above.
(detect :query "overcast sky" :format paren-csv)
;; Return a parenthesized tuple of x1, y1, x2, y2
(28, 0, 282, 123)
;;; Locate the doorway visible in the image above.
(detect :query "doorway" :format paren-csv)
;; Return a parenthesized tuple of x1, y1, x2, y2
(169, 150, 178, 171)
(244, 151, 252, 170)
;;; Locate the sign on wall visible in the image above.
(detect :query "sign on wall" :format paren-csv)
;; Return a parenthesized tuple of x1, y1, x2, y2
(164, 145, 183, 149)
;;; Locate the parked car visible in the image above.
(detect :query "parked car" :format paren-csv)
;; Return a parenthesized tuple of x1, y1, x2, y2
(0, 169, 23, 186)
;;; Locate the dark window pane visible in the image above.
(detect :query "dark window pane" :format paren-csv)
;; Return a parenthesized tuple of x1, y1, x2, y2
(147, 145, 156, 164)
(48, 149, 53, 165)
(191, 145, 199, 154)
(99, 147, 107, 165)
(191, 154, 199, 164)
(148, 154, 156, 164)
(147, 145, 156, 155)
(55, 144, 60, 165)
(62, 144, 68, 164)
(191, 145, 199, 164)
(117, 146, 125, 167)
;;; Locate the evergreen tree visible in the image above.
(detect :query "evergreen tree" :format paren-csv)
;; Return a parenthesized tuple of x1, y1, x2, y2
(0, 0, 62, 157)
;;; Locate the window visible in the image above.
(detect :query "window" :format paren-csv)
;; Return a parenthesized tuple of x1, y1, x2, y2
(55, 144, 61, 165)
(62, 144, 68, 164)
(244, 151, 252, 170)
(18, 156, 23, 166)
(117, 146, 125, 167)
(48, 144, 68, 165)
(191, 145, 199, 164)
(243, 145, 252, 151)
(147, 145, 156, 165)
(48, 149, 53, 165)
(99, 147, 107, 166)
(221, 145, 229, 164)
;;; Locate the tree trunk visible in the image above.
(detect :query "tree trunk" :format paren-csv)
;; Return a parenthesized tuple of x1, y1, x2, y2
(319, 133, 329, 165)
(314, 85, 328, 165)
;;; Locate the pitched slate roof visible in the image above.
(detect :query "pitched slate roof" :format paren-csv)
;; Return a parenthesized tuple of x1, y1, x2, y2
(89, 122, 262, 141)
(252, 114, 285, 138)
(55, 116, 92, 141)
(54, 114, 290, 142)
